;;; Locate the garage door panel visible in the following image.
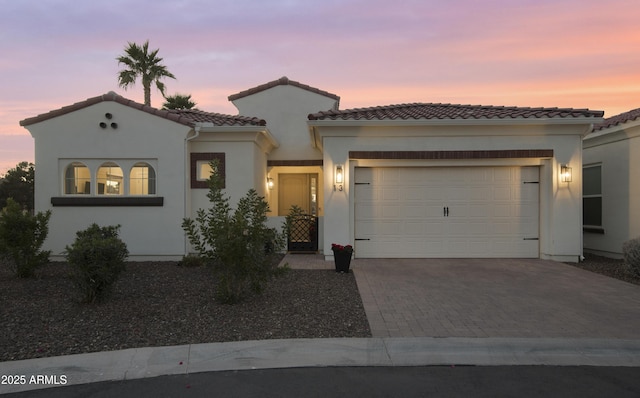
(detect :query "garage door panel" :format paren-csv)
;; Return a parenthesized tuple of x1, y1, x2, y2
(355, 167, 373, 183)
(468, 204, 492, 218)
(447, 221, 487, 235)
(354, 166, 539, 258)
(405, 187, 426, 200)
(382, 188, 399, 201)
(469, 187, 492, 200)
(355, 203, 377, 219)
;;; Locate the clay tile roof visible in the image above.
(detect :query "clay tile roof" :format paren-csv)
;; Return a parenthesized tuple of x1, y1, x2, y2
(19, 91, 266, 128)
(228, 76, 340, 104)
(169, 108, 266, 126)
(308, 103, 604, 121)
(592, 107, 640, 131)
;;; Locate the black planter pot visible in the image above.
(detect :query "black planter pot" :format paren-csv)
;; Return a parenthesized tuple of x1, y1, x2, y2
(333, 250, 352, 273)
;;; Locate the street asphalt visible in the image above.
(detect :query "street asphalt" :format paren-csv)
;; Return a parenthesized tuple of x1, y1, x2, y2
(5, 365, 640, 397)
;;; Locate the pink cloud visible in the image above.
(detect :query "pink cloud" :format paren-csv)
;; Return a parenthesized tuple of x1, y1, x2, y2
(2, 0, 640, 173)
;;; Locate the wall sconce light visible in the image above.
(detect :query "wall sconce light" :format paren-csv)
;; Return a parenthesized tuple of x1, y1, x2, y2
(560, 164, 572, 183)
(334, 164, 344, 191)
(267, 177, 274, 190)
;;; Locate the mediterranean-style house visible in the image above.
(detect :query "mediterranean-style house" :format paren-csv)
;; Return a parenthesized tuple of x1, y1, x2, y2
(583, 108, 640, 258)
(20, 77, 603, 262)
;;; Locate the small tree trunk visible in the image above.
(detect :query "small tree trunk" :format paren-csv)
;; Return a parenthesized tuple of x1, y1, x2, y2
(144, 85, 151, 106)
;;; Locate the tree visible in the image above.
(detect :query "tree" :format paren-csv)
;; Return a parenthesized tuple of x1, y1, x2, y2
(0, 161, 34, 212)
(0, 198, 51, 278)
(163, 93, 197, 110)
(116, 40, 176, 106)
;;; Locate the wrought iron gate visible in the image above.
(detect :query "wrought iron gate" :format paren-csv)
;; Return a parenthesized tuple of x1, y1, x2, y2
(287, 214, 318, 253)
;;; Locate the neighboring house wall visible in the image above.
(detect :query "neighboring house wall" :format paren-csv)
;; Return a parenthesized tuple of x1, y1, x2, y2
(311, 123, 589, 262)
(25, 101, 191, 260)
(583, 121, 640, 258)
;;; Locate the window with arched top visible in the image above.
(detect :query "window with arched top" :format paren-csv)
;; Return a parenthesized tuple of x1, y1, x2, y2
(97, 162, 123, 195)
(64, 162, 91, 194)
(129, 162, 156, 195)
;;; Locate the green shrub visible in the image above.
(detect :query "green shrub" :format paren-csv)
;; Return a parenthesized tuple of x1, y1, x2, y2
(182, 160, 285, 304)
(622, 237, 640, 278)
(178, 254, 206, 267)
(0, 198, 51, 278)
(65, 224, 128, 303)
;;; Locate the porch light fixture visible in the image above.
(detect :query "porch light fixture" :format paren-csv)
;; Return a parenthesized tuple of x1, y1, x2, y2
(334, 165, 344, 191)
(267, 177, 274, 190)
(560, 164, 572, 183)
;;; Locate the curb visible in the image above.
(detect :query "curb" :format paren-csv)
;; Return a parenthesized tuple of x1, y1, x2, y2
(2, 337, 640, 394)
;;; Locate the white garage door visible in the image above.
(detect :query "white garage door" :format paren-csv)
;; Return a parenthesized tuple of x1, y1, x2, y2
(354, 166, 539, 258)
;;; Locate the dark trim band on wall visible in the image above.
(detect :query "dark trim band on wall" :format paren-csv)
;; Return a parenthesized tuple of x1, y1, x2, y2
(349, 150, 554, 160)
(51, 197, 164, 207)
(583, 226, 605, 234)
(267, 159, 323, 167)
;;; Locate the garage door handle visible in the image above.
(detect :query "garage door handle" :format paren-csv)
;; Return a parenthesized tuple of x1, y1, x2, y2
(444, 207, 449, 217)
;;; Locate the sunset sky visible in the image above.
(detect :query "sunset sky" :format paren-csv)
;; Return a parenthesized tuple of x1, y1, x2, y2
(1, 0, 639, 174)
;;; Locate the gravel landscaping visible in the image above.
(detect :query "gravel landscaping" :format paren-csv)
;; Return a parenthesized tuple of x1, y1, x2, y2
(567, 253, 640, 286)
(0, 257, 371, 362)
(2, 252, 638, 363)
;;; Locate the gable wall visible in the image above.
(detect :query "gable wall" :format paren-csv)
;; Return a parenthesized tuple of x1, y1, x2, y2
(26, 102, 191, 259)
(231, 85, 337, 161)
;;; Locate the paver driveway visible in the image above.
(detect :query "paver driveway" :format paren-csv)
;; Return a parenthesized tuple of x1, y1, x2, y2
(351, 258, 640, 338)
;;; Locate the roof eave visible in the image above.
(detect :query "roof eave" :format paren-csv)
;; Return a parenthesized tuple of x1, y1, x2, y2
(196, 124, 279, 151)
(584, 119, 640, 147)
(307, 116, 604, 128)
(19, 92, 196, 128)
(228, 76, 340, 103)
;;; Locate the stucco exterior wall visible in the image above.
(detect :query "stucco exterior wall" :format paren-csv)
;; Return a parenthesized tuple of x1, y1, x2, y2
(188, 133, 270, 217)
(231, 85, 336, 161)
(26, 102, 190, 260)
(583, 124, 640, 258)
(316, 123, 587, 262)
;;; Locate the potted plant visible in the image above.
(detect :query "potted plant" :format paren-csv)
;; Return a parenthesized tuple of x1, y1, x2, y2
(331, 243, 354, 273)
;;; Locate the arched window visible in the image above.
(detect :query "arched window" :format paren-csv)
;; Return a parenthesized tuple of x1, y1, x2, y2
(97, 162, 123, 195)
(129, 162, 156, 195)
(64, 162, 91, 194)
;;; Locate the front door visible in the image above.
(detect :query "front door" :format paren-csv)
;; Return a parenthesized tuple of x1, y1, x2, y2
(278, 173, 317, 216)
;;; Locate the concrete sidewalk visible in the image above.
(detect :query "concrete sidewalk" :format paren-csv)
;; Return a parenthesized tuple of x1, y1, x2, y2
(3, 337, 640, 394)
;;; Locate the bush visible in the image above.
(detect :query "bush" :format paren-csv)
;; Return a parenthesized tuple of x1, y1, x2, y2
(182, 160, 285, 304)
(65, 224, 129, 303)
(178, 254, 206, 267)
(0, 198, 51, 277)
(622, 237, 640, 278)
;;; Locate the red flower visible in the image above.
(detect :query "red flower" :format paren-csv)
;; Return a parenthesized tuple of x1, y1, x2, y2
(331, 243, 353, 253)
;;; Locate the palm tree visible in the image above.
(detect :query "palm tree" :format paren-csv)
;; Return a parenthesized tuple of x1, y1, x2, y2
(116, 40, 176, 106)
(163, 94, 197, 110)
